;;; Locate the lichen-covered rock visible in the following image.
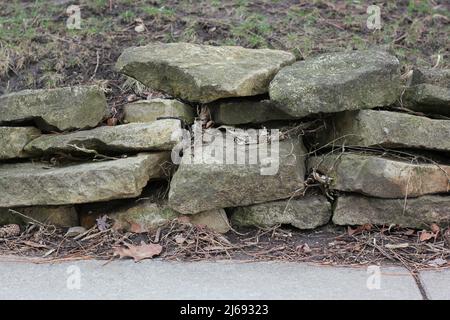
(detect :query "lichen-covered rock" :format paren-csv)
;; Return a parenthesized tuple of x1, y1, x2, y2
(188, 209, 230, 234)
(410, 68, 450, 87)
(0, 153, 170, 207)
(116, 42, 295, 103)
(231, 195, 331, 229)
(25, 119, 182, 155)
(333, 194, 450, 228)
(403, 68, 450, 116)
(110, 201, 178, 233)
(124, 99, 195, 124)
(308, 153, 450, 198)
(0, 127, 41, 160)
(208, 99, 294, 125)
(0, 86, 107, 131)
(0, 206, 78, 227)
(269, 49, 400, 117)
(105, 200, 230, 234)
(168, 135, 306, 214)
(313, 110, 450, 152)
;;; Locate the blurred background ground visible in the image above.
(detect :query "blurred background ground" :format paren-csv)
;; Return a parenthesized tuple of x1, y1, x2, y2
(0, 0, 448, 97)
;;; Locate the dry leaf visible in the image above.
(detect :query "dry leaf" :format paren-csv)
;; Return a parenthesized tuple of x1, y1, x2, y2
(419, 231, 434, 242)
(430, 223, 440, 234)
(296, 243, 312, 254)
(114, 241, 162, 262)
(106, 117, 118, 126)
(347, 224, 372, 236)
(427, 258, 447, 267)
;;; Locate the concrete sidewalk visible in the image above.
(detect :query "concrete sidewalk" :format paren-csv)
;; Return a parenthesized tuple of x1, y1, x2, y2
(0, 257, 447, 300)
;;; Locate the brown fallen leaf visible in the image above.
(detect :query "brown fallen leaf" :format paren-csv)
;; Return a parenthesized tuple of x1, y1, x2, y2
(114, 241, 162, 262)
(296, 243, 312, 254)
(430, 223, 440, 234)
(347, 224, 372, 236)
(419, 231, 434, 242)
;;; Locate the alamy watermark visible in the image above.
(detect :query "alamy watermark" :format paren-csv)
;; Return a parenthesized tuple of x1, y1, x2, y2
(170, 121, 281, 176)
(366, 5, 382, 30)
(366, 265, 381, 290)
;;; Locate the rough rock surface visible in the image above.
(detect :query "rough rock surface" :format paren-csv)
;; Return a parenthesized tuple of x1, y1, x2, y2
(410, 68, 450, 87)
(231, 195, 331, 229)
(168, 136, 306, 214)
(269, 49, 400, 117)
(110, 200, 230, 234)
(110, 201, 178, 233)
(188, 209, 230, 234)
(333, 194, 450, 228)
(0, 127, 41, 160)
(0, 153, 170, 207)
(25, 119, 182, 155)
(308, 153, 450, 198)
(403, 84, 450, 116)
(209, 99, 294, 125)
(116, 42, 296, 103)
(314, 110, 450, 152)
(124, 99, 194, 124)
(0, 86, 107, 131)
(404, 68, 450, 116)
(0, 206, 78, 227)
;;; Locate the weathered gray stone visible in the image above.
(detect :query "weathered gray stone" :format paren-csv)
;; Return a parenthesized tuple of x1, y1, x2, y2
(269, 49, 400, 117)
(0, 206, 78, 227)
(403, 84, 450, 116)
(231, 195, 331, 229)
(110, 201, 178, 233)
(314, 110, 450, 152)
(308, 153, 450, 198)
(188, 209, 230, 234)
(124, 99, 194, 124)
(0, 127, 41, 160)
(410, 68, 450, 87)
(109, 200, 230, 234)
(404, 68, 450, 116)
(168, 135, 306, 214)
(116, 42, 295, 103)
(333, 194, 450, 228)
(24, 119, 182, 155)
(0, 153, 170, 207)
(0, 86, 107, 131)
(209, 99, 294, 125)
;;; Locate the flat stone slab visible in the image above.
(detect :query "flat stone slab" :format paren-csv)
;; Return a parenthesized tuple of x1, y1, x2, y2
(420, 269, 450, 300)
(333, 194, 450, 228)
(0, 260, 422, 300)
(308, 153, 450, 198)
(231, 195, 331, 229)
(0, 86, 107, 131)
(116, 42, 295, 103)
(410, 68, 450, 87)
(124, 99, 194, 124)
(403, 84, 450, 116)
(169, 134, 306, 214)
(0, 206, 78, 228)
(106, 200, 230, 234)
(209, 99, 294, 125)
(25, 119, 182, 155)
(314, 110, 450, 152)
(269, 49, 400, 118)
(0, 153, 170, 207)
(0, 127, 41, 160)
